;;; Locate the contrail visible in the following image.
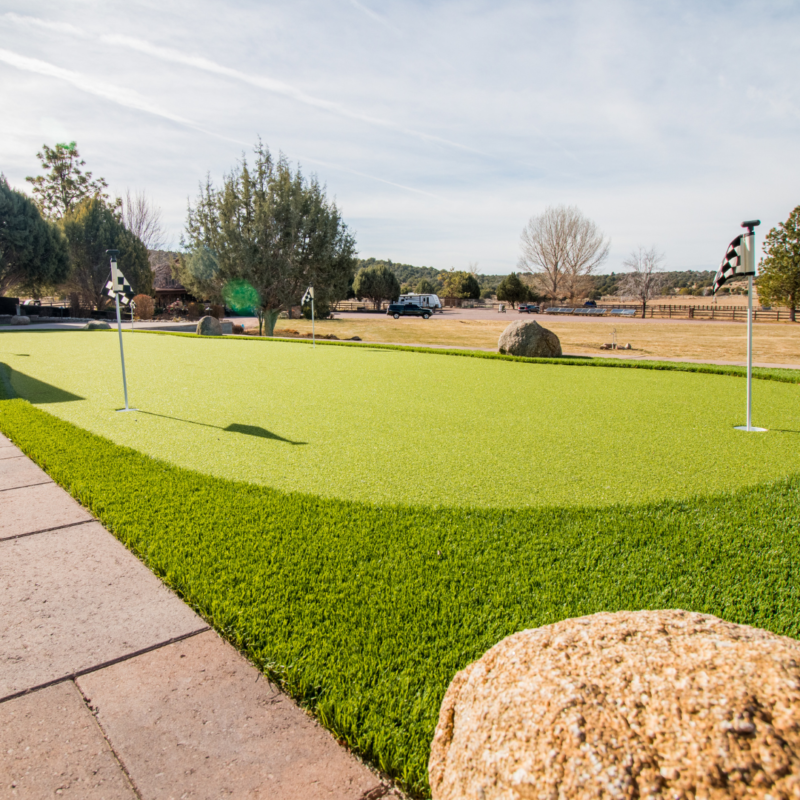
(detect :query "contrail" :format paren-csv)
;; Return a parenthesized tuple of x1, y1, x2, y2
(3, 12, 483, 156)
(299, 155, 445, 201)
(0, 48, 196, 129)
(0, 46, 444, 200)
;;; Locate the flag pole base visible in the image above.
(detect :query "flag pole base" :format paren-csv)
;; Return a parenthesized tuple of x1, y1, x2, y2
(734, 425, 767, 432)
(115, 408, 138, 413)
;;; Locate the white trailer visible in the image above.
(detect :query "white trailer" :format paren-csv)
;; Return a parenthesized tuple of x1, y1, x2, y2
(398, 293, 442, 311)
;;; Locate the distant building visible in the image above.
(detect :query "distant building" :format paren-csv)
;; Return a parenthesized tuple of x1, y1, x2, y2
(148, 250, 193, 306)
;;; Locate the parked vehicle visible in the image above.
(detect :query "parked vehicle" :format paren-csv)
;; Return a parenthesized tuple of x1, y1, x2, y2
(518, 303, 540, 313)
(398, 293, 442, 311)
(387, 303, 432, 319)
(583, 300, 597, 307)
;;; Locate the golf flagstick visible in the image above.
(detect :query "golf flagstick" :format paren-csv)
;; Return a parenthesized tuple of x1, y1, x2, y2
(735, 221, 765, 432)
(712, 221, 765, 432)
(105, 249, 136, 412)
(302, 286, 315, 348)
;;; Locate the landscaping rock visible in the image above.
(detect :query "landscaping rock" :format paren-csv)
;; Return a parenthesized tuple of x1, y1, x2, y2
(10, 316, 30, 326)
(220, 320, 233, 335)
(429, 610, 800, 800)
(196, 315, 222, 336)
(82, 320, 111, 330)
(497, 320, 561, 357)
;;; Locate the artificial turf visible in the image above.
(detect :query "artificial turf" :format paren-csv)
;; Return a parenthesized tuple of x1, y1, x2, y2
(2, 333, 800, 797)
(2, 330, 800, 508)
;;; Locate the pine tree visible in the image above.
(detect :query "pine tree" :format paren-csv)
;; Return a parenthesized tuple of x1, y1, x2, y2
(0, 176, 70, 296)
(758, 206, 800, 322)
(26, 142, 111, 219)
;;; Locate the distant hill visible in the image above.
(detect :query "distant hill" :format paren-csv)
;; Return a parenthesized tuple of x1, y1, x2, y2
(591, 270, 717, 299)
(356, 258, 506, 292)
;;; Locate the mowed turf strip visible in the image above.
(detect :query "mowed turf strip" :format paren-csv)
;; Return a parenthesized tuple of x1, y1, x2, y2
(2, 330, 800, 508)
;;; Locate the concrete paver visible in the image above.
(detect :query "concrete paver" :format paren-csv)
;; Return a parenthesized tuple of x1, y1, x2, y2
(78, 630, 385, 800)
(0, 457, 52, 491)
(0, 681, 136, 799)
(0, 482, 94, 540)
(1, 522, 207, 698)
(0, 432, 12, 446)
(0, 444, 23, 460)
(0, 446, 397, 799)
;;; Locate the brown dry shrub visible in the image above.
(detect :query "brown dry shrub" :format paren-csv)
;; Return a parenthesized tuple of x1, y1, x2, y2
(132, 294, 155, 320)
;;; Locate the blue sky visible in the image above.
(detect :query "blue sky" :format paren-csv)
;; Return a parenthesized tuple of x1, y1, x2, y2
(1, 0, 798, 273)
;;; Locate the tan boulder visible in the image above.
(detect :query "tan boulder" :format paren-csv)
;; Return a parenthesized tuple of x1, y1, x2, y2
(82, 320, 111, 330)
(196, 315, 222, 336)
(10, 315, 30, 326)
(429, 610, 800, 800)
(498, 320, 561, 358)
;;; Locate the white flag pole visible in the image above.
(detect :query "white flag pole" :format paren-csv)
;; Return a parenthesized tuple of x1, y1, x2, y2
(107, 250, 134, 413)
(311, 286, 315, 348)
(746, 272, 753, 428)
(735, 221, 765, 432)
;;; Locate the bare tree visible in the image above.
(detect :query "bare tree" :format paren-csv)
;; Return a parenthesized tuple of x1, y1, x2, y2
(619, 245, 665, 318)
(518, 205, 609, 301)
(121, 189, 165, 251)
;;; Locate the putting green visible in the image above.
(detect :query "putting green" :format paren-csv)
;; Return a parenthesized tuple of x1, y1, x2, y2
(2, 330, 798, 508)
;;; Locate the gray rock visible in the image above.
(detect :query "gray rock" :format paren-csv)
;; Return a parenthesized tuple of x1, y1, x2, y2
(10, 316, 31, 326)
(498, 320, 561, 357)
(220, 320, 233, 335)
(82, 320, 111, 330)
(196, 315, 222, 336)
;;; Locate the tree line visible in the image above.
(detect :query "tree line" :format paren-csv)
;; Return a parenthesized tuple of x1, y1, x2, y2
(3, 142, 799, 325)
(1, 142, 155, 311)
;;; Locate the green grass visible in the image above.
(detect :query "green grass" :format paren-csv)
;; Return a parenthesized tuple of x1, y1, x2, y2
(2, 330, 800, 508)
(2, 332, 800, 796)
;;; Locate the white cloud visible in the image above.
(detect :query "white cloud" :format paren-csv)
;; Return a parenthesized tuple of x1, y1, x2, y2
(1, 1, 798, 270)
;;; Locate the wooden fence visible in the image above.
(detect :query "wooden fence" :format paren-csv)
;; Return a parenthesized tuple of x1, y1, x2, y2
(538, 303, 798, 322)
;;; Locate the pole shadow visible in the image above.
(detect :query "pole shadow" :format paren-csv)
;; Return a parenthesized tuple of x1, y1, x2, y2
(136, 410, 306, 445)
(0, 364, 83, 404)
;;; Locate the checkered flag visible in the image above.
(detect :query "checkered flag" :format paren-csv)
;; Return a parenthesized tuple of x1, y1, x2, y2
(301, 286, 314, 305)
(104, 264, 134, 305)
(713, 235, 743, 293)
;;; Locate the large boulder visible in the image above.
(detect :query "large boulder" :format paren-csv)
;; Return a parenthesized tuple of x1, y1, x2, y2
(82, 320, 111, 330)
(10, 316, 30, 326)
(429, 610, 800, 800)
(498, 320, 561, 357)
(196, 315, 222, 336)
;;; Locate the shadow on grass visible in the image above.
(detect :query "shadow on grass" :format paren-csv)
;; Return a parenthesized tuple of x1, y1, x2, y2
(0, 364, 84, 404)
(137, 410, 306, 445)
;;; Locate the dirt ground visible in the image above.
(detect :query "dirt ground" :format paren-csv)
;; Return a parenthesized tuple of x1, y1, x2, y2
(265, 314, 800, 366)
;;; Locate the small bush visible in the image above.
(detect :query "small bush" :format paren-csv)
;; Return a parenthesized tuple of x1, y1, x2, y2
(302, 301, 331, 319)
(187, 302, 203, 320)
(132, 294, 155, 320)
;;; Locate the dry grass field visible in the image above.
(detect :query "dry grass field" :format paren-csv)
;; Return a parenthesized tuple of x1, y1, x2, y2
(266, 316, 800, 365)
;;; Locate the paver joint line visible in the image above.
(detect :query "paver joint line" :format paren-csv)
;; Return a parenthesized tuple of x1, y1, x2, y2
(73, 678, 145, 800)
(0, 625, 211, 705)
(0, 479, 53, 493)
(0, 518, 96, 542)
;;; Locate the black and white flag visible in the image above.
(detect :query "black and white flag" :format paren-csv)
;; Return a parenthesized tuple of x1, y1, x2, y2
(104, 264, 134, 305)
(301, 286, 314, 305)
(713, 235, 743, 293)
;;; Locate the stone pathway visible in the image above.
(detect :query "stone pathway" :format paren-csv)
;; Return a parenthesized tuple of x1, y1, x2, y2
(0, 432, 397, 799)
